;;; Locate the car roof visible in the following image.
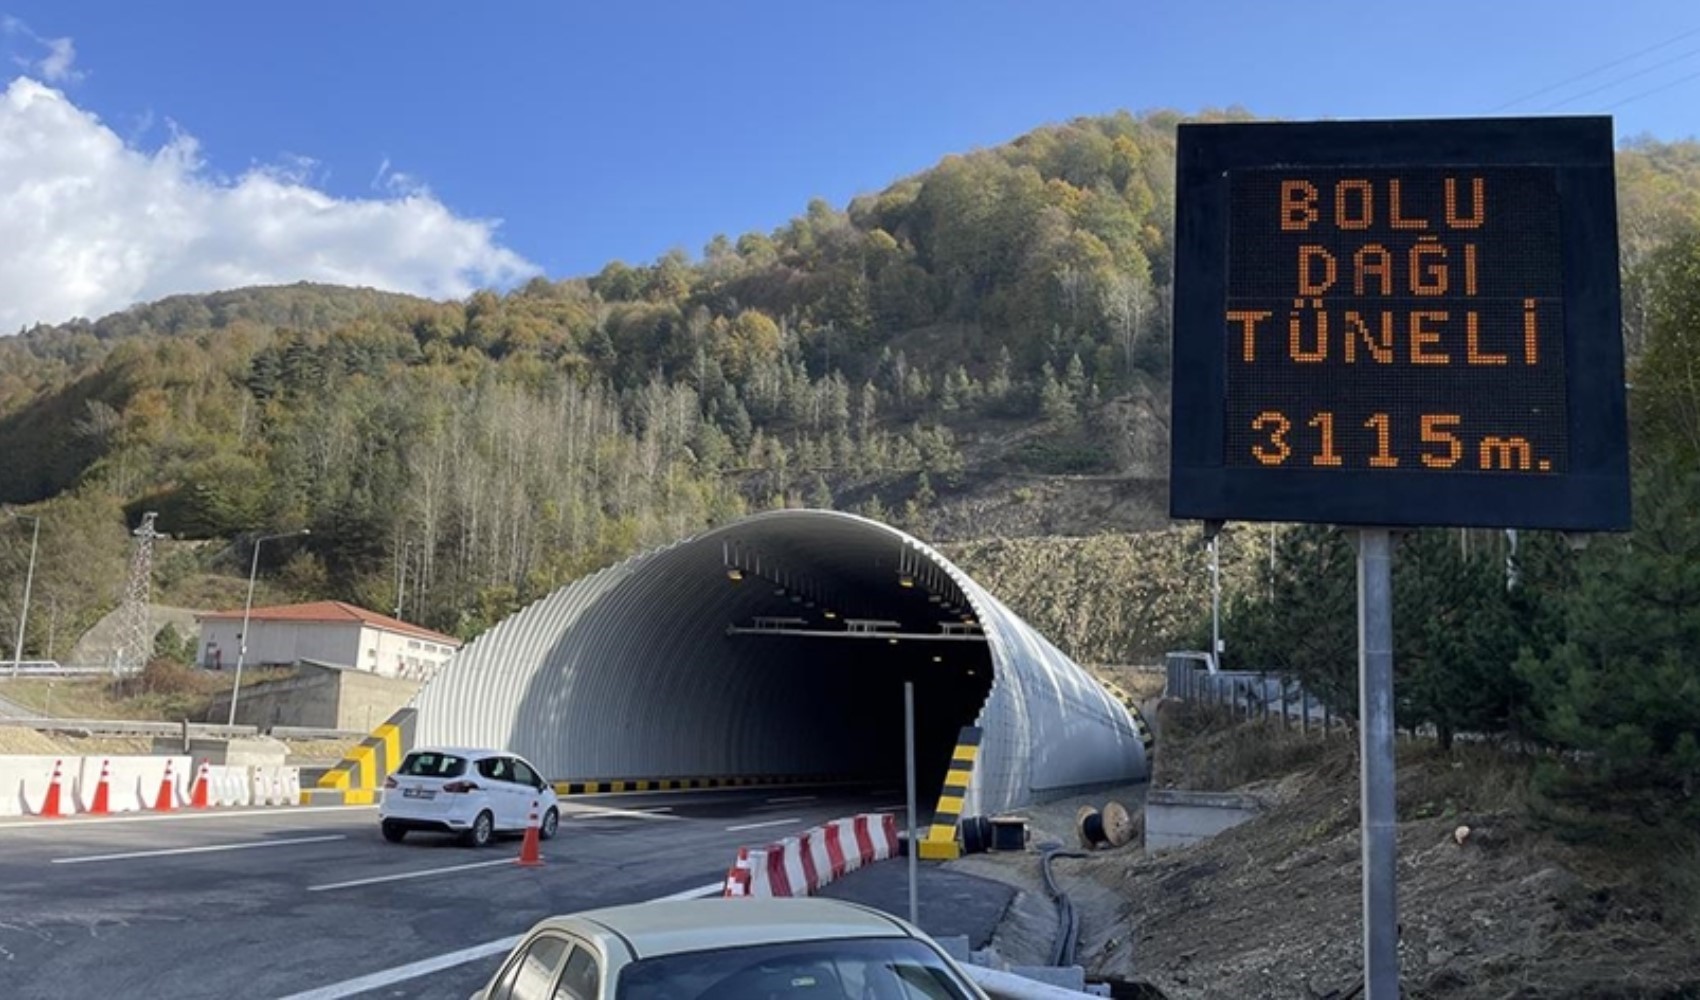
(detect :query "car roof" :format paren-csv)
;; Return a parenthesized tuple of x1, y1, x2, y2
(405, 746, 501, 760)
(532, 898, 918, 959)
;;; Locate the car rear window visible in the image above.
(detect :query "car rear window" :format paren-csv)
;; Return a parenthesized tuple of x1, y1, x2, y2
(616, 937, 974, 1000)
(398, 752, 467, 778)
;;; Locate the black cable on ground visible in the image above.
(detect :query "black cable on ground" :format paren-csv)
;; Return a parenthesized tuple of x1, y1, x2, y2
(1036, 841, 1087, 967)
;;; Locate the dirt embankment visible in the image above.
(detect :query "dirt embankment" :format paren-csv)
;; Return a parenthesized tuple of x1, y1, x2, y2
(972, 702, 1700, 999)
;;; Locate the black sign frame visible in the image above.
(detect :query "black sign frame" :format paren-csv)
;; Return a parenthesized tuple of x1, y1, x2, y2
(1171, 116, 1630, 530)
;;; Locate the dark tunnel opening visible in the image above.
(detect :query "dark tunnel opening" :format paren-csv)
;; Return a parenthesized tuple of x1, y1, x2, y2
(718, 630, 995, 800)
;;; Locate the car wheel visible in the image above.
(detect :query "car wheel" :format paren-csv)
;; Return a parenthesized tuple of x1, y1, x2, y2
(381, 821, 407, 844)
(539, 807, 559, 841)
(462, 810, 494, 848)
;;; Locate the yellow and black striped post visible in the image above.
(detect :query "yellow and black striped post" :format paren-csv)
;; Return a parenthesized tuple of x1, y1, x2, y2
(919, 726, 981, 860)
(302, 708, 416, 806)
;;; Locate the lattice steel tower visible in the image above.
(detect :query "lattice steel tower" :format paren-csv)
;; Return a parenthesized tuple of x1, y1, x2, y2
(114, 512, 161, 674)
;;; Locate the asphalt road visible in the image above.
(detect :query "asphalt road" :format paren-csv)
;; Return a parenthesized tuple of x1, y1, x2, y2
(0, 785, 920, 999)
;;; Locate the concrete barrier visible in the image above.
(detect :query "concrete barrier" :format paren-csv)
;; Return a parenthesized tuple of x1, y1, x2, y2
(1144, 788, 1266, 853)
(0, 756, 69, 816)
(203, 765, 250, 807)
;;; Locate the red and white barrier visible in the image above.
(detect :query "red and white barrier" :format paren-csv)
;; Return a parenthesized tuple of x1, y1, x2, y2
(830, 818, 861, 874)
(731, 812, 908, 898)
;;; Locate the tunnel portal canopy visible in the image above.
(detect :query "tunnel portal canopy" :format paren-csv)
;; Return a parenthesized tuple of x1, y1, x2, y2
(412, 510, 1147, 814)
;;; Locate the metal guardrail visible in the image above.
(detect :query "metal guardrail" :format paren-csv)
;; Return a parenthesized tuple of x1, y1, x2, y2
(268, 725, 367, 741)
(1164, 652, 1340, 734)
(0, 717, 260, 738)
(0, 662, 142, 678)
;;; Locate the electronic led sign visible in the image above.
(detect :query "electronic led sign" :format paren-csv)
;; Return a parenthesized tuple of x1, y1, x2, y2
(1170, 118, 1629, 530)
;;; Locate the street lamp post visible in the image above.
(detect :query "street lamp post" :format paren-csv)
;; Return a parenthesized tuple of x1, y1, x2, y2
(8, 512, 40, 679)
(227, 529, 309, 726)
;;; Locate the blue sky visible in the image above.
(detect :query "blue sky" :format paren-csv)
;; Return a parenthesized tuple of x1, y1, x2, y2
(1, 1, 1698, 328)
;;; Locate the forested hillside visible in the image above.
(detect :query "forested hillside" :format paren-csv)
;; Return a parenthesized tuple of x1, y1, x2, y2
(3, 112, 1700, 659)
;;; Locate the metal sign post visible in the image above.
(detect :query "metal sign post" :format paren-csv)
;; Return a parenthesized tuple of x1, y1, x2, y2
(1357, 529, 1398, 997)
(904, 680, 920, 927)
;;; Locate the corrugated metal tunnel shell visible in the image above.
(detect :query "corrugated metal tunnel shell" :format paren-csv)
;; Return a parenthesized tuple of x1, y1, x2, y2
(411, 510, 1148, 814)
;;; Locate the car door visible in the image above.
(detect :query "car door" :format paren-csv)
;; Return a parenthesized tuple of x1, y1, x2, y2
(510, 758, 546, 816)
(476, 756, 521, 830)
(486, 932, 571, 1000)
(552, 942, 600, 1000)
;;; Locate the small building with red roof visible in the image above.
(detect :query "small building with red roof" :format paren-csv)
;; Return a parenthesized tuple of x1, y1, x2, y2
(195, 600, 462, 681)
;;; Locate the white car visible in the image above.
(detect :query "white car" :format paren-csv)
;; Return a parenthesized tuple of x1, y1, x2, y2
(379, 747, 560, 848)
(474, 897, 986, 999)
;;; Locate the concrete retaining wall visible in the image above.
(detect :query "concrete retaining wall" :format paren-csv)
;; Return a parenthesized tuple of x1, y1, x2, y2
(1144, 788, 1266, 853)
(207, 662, 420, 731)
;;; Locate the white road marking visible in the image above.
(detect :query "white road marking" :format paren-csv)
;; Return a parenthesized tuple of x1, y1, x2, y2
(274, 935, 524, 1000)
(563, 803, 683, 822)
(567, 805, 674, 818)
(766, 795, 817, 804)
(653, 880, 728, 901)
(275, 881, 725, 999)
(307, 857, 517, 893)
(724, 817, 800, 832)
(53, 834, 347, 865)
(0, 805, 374, 831)
(874, 805, 908, 813)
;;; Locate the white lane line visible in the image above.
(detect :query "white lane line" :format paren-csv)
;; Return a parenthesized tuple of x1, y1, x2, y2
(53, 834, 347, 865)
(766, 795, 817, 804)
(0, 805, 374, 831)
(725, 817, 800, 832)
(275, 935, 524, 1000)
(653, 880, 727, 901)
(307, 857, 516, 893)
(564, 803, 684, 822)
(568, 805, 674, 818)
(275, 881, 725, 999)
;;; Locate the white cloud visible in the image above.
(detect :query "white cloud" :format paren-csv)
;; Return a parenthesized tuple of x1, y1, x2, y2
(0, 77, 539, 331)
(4, 18, 83, 83)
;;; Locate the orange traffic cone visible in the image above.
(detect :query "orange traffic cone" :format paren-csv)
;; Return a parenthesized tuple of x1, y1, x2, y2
(154, 759, 176, 812)
(190, 762, 211, 809)
(88, 759, 112, 815)
(723, 847, 751, 897)
(517, 799, 544, 867)
(39, 758, 65, 818)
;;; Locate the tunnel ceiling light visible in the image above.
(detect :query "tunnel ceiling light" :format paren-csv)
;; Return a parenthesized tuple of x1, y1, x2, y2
(927, 594, 941, 603)
(898, 573, 914, 588)
(726, 568, 743, 582)
(932, 655, 943, 663)
(888, 637, 899, 645)
(823, 610, 838, 619)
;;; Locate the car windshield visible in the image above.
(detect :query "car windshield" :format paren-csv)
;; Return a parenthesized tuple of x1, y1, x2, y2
(397, 752, 467, 778)
(616, 937, 975, 1000)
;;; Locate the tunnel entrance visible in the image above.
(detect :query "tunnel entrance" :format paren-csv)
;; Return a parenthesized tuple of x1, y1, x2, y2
(716, 626, 994, 798)
(413, 510, 1149, 816)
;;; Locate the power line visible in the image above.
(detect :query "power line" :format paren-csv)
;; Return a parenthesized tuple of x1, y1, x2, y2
(1535, 44, 1700, 112)
(1604, 65, 1700, 110)
(1489, 24, 1700, 112)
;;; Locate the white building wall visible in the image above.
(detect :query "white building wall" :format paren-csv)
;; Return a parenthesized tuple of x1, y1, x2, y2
(198, 618, 456, 678)
(369, 627, 458, 681)
(198, 621, 363, 669)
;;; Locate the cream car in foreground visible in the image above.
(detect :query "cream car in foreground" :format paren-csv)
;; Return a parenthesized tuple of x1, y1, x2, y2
(379, 747, 560, 848)
(474, 897, 987, 999)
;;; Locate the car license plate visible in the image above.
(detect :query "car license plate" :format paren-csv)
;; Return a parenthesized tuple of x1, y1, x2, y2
(403, 788, 435, 800)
